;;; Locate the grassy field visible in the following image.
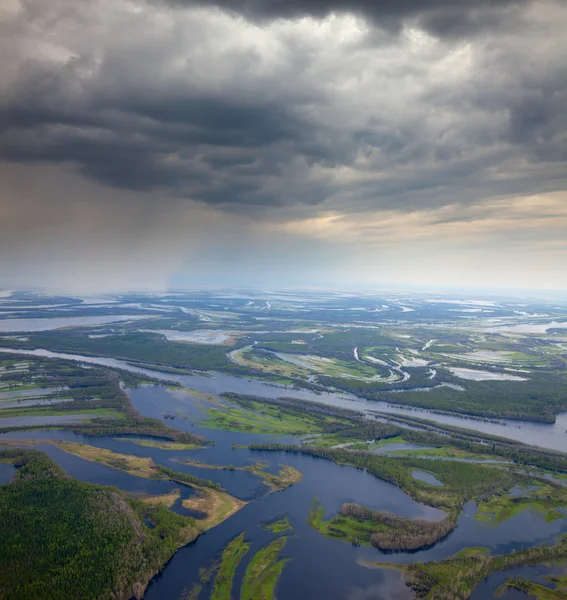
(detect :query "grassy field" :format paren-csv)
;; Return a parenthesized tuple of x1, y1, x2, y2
(114, 438, 204, 451)
(475, 481, 567, 524)
(262, 515, 293, 533)
(182, 459, 302, 492)
(202, 396, 349, 436)
(211, 532, 251, 600)
(182, 487, 246, 531)
(55, 442, 159, 477)
(241, 536, 290, 600)
(140, 489, 181, 508)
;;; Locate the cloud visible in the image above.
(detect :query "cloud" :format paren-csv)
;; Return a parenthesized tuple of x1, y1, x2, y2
(164, 0, 531, 38)
(0, 0, 566, 290)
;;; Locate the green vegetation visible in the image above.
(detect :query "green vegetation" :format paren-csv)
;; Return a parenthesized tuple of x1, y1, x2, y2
(475, 481, 567, 524)
(308, 500, 455, 550)
(182, 486, 246, 531)
(0, 331, 281, 380)
(250, 444, 521, 511)
(399, 534, 567, 599)
(497, 572, 567, 599)
(0, 354, 205, 446)
(202, 393, 356, 436)
(261, 515, 293, 534)
(241, 537, 290, 600)
(183, 458, 302, 492)
(0, 449, 198, 600)
(453, 547, 490, 558)
(114, 437, 204, 450)
(211, 532, 251, 600)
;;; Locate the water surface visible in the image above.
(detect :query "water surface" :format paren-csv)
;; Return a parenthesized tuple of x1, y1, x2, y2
(2, 347, 567, 452)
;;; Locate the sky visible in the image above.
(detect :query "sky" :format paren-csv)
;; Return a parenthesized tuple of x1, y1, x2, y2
(1, 0, 567, 292)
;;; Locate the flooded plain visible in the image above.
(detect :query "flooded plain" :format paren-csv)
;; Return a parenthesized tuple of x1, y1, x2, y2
(0, 315, 149, 332)
(2, 347, 567, 452)
(2, 381, 567, 599)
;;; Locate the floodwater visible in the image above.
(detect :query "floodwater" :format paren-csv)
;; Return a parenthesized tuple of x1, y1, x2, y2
(448, 367, 528, 382)
(470, 564, 562, 599)
(411, 470, 444, 487)
(2, 384, 567, 599)
(2, 347, 567, 452)
(490, 321, 567, 334)
(146, 330, 234, 344)
(0, 315, 149, 332)
(0, 462, 15, 484)
(0, 414, 108, 428)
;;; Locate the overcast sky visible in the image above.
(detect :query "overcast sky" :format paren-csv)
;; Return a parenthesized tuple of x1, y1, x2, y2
(1, 0, 566, 292)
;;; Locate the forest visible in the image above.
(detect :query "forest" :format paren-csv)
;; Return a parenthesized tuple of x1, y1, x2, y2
(0, 449, 198, 600)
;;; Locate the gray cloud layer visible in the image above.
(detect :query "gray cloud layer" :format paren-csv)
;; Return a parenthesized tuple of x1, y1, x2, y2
(0, 0, 566, 289)
(2, 0, 566, 214)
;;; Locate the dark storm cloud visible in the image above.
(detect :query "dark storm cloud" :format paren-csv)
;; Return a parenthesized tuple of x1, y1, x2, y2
(0, 0, 566, 220)
(166, 0, 530, 37)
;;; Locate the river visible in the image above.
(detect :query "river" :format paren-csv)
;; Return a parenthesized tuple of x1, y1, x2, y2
(1, 347, 567, 452)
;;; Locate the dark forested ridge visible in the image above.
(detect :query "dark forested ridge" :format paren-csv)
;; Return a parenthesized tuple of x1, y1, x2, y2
(0, 449, 198, 600)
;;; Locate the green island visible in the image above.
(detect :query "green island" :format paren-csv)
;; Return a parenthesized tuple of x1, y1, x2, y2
(203, 532, 291, 600)
(201, 392, 355, 435)
(360, 534, 567, 599)
(182, 458, 303, 492)
(496, 571, 567, 599)
(211, 532, 251, 600)
(241, 536, 290, 600)
(308, 500, 455, 550)
(0, 448, 198, 600)
(261, 515, 294, 534)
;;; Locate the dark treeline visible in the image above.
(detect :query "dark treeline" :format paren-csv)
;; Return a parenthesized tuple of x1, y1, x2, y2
(156, 465, 222, 490)
(372, 411, 567, 474)
(338, 502, 455, 551)
(0, 331, 281, 380)
(0, 449, 198, 600)
(407, 534, 567, 599)
(249, 444, 519, 510)
(323, 370, 567, 422)
(221, 392, 364, 421)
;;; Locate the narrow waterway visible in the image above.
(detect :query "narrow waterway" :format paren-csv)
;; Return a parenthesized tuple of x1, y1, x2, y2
(2, 347, 567, 452)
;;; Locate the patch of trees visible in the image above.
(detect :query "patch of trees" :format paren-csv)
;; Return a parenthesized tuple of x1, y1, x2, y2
(249, 444, 519, 510)
(338, 502, 455, 550)
(407, 534, 567, 599)
(0, 449, 198, 600)
(156, 464, 222, 490)
(322, 371, 567, 422)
